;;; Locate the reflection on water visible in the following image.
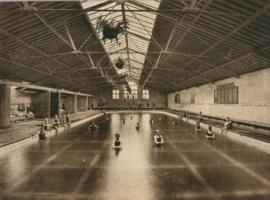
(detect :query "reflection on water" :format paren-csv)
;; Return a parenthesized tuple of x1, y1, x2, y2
(6, 150, 27, 186)
(101, 113, 157, 200)
(1, 113, 269, 200)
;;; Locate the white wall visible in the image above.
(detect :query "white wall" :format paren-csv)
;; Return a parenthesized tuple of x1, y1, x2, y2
(168, 68, 270, 125)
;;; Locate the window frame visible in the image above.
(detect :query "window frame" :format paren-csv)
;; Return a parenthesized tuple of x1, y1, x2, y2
(174, 93, 180, 104)
(112, 89, 120, 100)
(142, 89, 149, 100)
(214, 83, 238, 104)
(124, 82, 138, 99)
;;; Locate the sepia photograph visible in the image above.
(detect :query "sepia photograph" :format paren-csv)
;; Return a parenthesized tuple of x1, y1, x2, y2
(0, 0, 270, 199)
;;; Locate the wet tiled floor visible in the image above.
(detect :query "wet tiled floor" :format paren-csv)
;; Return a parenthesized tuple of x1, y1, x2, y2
(0, 113, 270, 200)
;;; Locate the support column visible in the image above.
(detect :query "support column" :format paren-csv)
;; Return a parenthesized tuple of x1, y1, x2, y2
(46, 91, 51, 118)
(58, 92, 61, 116)
(0, 84, 11, 128)
(86, 96, 89, 111)
(88, 97, 93, 110)
(74, 94, 77, 114)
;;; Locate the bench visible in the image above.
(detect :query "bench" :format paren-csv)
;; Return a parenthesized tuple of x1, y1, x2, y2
(179, 110, 270, 131)
(169, 109, 270, 142)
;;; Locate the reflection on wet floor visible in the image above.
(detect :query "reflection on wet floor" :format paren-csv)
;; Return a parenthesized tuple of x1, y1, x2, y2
(0, 113, 270, 200)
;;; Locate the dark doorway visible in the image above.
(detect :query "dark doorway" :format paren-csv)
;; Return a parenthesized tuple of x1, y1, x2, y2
(50, 93, 58, 117)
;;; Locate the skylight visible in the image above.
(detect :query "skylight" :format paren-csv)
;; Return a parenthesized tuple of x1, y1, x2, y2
(81, 0, 161, 82)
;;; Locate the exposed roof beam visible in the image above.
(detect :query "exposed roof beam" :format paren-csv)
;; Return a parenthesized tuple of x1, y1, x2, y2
(34, 12, 74, 49)
(127, 0, 177, 22)
(80, 2, 119, 83)
(176, 42, 270, 87)
(0, 8, 197, 13)
(64, 21, 77, 51)
(126, 31, 150, 42)
(108, 47, 127, 55)
(79, 3, 118, 51)
(0, 80, 93, 96)
(127, 48, 215, 58)
(181, 21, 252, 52)
(146, 80, 174, 91)
(94, 55, 107, 68)
(181, 2, 270, 70)
(33, 9, 116, 85)
(126, 4, 162, 49)
(0, 27, 91, 85)
(78, 32, 95, 50)
(85, 1, 113, 10)
(256, 50, 270, 62)
(0, 29, 113, 89)
(34, 12, 97, 69)
(0, 55, 93, 91)
(141, 17, 185, 88)
(49, 49, 222, 58)
(123, 58, 143, 65)
(129, 66, 189, 73)
(121, 3, 131, 76)
(158, 0, 212, 67)
(130, 71, 141, 76)
(140, 0, 213, 88)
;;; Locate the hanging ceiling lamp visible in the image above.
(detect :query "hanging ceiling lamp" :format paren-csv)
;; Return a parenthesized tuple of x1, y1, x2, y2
(115, 57, 125, 69)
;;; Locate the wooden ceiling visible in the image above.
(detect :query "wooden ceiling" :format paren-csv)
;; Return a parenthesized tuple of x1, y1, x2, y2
(140, 0, 270, 92)
(0, 1, 269, 94)
(0, 1, 119, 94)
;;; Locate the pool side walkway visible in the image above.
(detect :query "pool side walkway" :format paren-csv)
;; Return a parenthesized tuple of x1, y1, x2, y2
(0, 111, 101, 148)
(164, 110, 270, 155)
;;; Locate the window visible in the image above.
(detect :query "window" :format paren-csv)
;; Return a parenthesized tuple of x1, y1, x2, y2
(142, 90, 149, 99)
(132, 90, 138, 99)
(123, 88, 129, 99)
(174, 93, 180, 103)
(214, 83, 238, 104)
(124, 82, 138, 99)
(112, 89, 119, 99)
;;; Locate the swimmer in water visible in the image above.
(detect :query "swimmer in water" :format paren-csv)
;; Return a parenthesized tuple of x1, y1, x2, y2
(88, 121, 99, 132)
(198, 111, 203, 122)
(38, 127, 47, 140)
(154, 129, 164, 145)
(136, 122, 140, 130)
(113, 133, 122, 149)
(42, 118, 49, 131)
(206, 126, 215, 139)
(53, 115, 60, 129)
(221, 117, 232, 134)
(195, 121, 201, 131)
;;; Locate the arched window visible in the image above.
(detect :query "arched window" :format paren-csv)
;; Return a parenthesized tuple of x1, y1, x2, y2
(174, 93, 180, 103)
